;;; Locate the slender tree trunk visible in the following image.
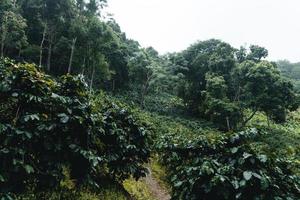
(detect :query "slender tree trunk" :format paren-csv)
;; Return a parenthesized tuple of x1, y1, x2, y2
(39, 25, 47, 68)
(267, 115, 270, 127)
(81, 57, 86, 75)
(1, 34, 5, 58)
(112, 79, 115, 91)
(1, 15, 8, 58)
(226, 117, 231, 131)
(90, 65, 95, 93)
(18, 48, 21, 58)
(0, 42, 4, 58)
(47, 41, 52, 72)
(68, 37, 77, 74)
(242, 109, 258, 127)
(234, 86, 241, 102)
(140, 84, 147, 108)
(140, 74, 151, 109)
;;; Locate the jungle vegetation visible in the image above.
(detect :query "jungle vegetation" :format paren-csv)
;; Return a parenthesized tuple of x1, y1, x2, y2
(0, 0, 299, 199)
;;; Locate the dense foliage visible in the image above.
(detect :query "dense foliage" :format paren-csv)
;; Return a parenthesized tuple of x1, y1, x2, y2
(277, 60, 300, 91)
(0, 58, 151, 196)
(0, 0, 138, 90)
(92, 94, 151, 181)
(173, 40, 299, 130)
(1, 0, 298, 130)
(123, 97, 300, 200)
(1, 1, 300, 199)
(156, 127, 300, 200)
(0, 0, 184, 109)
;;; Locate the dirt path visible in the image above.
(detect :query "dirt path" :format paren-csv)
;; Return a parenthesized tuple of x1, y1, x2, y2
(144, 167, 171, 200)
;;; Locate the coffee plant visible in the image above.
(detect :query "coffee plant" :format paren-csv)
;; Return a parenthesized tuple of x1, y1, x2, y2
(0, 58, 151, 195)
(157, 128, 300, 200)
(92, 94, 151, 181)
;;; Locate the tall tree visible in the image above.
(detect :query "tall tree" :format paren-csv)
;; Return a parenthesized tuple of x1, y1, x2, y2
(246, 45, 268, 62)
(241, 61, 298, 124)
(0, 11, 27, 57)
(86, 0, 107, 16)
(180, 39, 236, 114)
(128, 47, 166, 108)
(175, 39, 299, 129)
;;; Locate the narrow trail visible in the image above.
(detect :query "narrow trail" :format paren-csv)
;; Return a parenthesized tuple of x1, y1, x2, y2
(143, 167, 171, 200)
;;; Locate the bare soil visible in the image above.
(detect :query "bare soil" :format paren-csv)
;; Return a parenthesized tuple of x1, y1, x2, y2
(143, 168, 171, 200)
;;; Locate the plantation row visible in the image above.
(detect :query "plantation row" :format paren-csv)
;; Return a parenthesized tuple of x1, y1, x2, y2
(0, 59, 151, 198)
(128, 108, 300, 200)
(156, 128, 300, 199)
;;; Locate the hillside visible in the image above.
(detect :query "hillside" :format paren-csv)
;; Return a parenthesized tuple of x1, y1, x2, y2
(1, 0, 300, 199)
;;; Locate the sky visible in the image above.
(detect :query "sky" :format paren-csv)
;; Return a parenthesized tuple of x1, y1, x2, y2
(106, 0, 300, 62)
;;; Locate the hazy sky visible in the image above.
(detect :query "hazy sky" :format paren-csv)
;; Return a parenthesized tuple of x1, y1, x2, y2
(106, 0, 300, 62)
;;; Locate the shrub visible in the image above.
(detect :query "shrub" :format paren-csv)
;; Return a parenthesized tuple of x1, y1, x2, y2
(92, 94, 151, 181)
(158, 128, 300, 200)
(0, 58, 151, 196)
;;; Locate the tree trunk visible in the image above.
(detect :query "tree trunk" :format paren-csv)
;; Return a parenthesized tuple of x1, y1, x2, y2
(234, 85, 241, 102)
(68, 37, 77, 74)
(112, 79, 115, 91)
(81, 57, 86, 75)
(1, 15, 8, 58)
(242, 109, 258, 127)
(47, 41, 52, 72)
(90, 65, 95, 93)
(226, 117, 231, 131)
(267, 115, 270, 127)
(140, 74, 151, 109)
(1, 32, 5, 58)
(140, 84, 147, 109)
(39, 25, 47, 68)
(18, 48, 21, 58)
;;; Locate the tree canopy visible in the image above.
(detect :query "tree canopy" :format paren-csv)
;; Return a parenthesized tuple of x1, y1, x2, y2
(173, 39, 298, 130)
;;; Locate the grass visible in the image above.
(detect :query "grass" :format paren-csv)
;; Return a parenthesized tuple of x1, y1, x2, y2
(149, 156, 172, 193)
(15, 185, 129, 200)
(123, 177, 156, 200)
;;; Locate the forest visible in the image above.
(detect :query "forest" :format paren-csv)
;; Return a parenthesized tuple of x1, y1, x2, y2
(0, 0, 299, 199)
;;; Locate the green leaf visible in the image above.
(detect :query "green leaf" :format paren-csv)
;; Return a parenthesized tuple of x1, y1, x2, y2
(31, 114, 40, 121)
(51, 93, 60, 98)
(231, 147, 238, 153)
(235, 193, 242, 199)
(258, 155, 267, 163)
(24, 114, 40, 122)
(24, 115, 30, 122)
(243, 171, 252, 181)
(252, 172, 262, 179)
(1, 195, 12, 200)
(243, 152, 252, 159)
(239, 179, 246, 187)
(24, 165, 34, 174)
(0, 174, 5, 182)
(11, 92, 18, 97)
(232, 180, 239, 189)
(174, 181, 183, 187)
(58, 113, 70, 123)
(0, 148, 9, 154)
(24, 131, 32, 139)
(260, 177, 269, 190)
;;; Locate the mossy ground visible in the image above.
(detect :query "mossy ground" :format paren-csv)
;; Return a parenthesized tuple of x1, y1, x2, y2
(15, 186, 128, 200)
(123, 177, 156, 200)
(149, 156, 171, 193)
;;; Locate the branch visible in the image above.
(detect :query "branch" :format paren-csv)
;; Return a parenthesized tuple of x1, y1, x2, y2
(242, 109, 258, 127)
